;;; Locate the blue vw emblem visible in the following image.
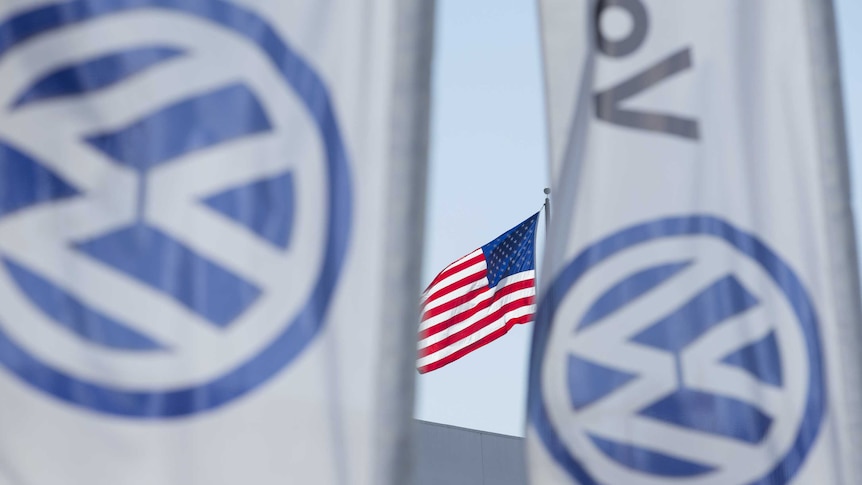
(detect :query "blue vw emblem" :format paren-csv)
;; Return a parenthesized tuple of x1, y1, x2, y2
(0, 0, 351, 417)
(529, 216, 825, 484)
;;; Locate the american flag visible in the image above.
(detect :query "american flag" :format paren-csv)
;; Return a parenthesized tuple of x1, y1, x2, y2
(417, 213, 539, 373)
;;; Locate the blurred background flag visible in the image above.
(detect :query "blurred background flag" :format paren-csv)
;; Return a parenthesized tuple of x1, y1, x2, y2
(528, 0, 862, 484)
(0, 1, 433, 484)
(418, 212, 539, 374)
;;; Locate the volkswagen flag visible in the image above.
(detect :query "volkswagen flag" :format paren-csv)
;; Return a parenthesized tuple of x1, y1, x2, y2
(528, 1, 862, 484)
(0, 1, 433, 484)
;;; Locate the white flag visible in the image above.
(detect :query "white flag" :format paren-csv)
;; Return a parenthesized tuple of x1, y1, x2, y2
(528, 1, 862, 484)
(0, 1, 433, 484)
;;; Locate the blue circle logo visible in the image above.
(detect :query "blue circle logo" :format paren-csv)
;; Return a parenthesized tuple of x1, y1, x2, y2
(528, 216, 825, 484)
(0, 0, 351, 417)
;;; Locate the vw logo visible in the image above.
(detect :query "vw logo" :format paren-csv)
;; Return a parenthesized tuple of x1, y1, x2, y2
(0, 0, 351, 417)
(529, 216, 825, 484)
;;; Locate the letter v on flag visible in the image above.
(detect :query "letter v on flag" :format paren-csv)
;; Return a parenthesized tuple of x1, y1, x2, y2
(417, 212, 539, 373)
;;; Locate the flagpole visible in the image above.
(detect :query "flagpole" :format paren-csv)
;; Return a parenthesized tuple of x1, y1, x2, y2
(543, 187, 551, 238)
(804, 0, 862, 481)
(374, 0, 436, 483)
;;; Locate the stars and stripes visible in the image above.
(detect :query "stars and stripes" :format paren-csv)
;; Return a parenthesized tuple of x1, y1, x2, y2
(417, 213, 539, 373)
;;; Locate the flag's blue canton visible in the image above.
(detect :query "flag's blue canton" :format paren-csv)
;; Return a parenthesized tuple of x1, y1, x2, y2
(481, 212, 539, 288)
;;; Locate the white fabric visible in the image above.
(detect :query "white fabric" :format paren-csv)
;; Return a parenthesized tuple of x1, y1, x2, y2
(530, 1, 862, 484)
(0, 1, 432, 484)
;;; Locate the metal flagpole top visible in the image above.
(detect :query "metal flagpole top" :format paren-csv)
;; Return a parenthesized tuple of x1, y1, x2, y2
(543, 187, 551, 238)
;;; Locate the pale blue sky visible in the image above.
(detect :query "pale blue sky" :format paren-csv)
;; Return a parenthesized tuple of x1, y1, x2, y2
(414, 0, 862, 437)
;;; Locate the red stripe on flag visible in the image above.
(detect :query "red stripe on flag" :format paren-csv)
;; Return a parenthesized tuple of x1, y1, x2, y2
(421, 277, 534, 321)
(422, 252, 484, 293)
(419, 279, 535, 339)
(423, 269, 487, 306)
(417, 295, 535, 358)
(417, 313, 533, 374)
(421, 285, 488, 320)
